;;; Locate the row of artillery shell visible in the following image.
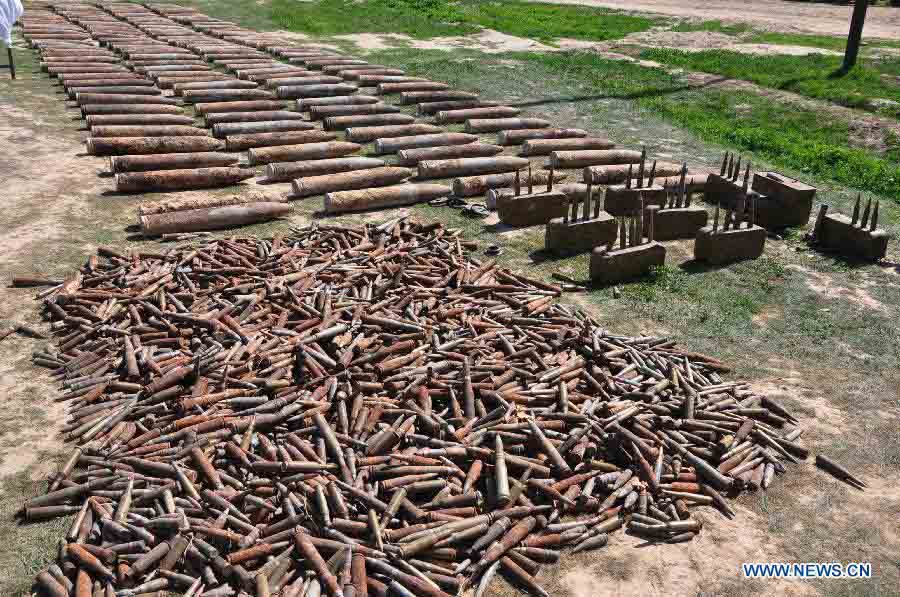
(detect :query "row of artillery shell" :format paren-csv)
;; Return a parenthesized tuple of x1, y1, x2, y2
(275, 83, 358, 99)
(211, 119, 315, 138)
(521, 137, 616, 156)
(324, 183, 451, 213)
(194, 100, 286, 114)
(399, 90, 478, 105)
(116, 167, 255, 193)
(291, 167, 414, 198)
(226, 130, 337, 151)
(263, 157, 386, 182)
(87, 136, 224, 156)
(110, 152, 239, 174)
(74, 93, 176, 106)
(140, 202, 291, 235)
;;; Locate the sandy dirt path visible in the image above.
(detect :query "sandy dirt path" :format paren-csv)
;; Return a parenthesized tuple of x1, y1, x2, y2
(544, 0, 900, 39)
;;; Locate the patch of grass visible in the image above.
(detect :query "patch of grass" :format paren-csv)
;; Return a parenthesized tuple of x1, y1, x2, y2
(269, 0, 657, 41)
(747, 31, 849, 52)
(671, 19, 752, 36)
(641, 48, 900, 117)
(460, 0, 658, 43)
(271, 0, 475, 38)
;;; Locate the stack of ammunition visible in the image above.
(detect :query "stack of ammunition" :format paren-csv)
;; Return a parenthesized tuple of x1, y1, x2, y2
(17, 219, 828, 597)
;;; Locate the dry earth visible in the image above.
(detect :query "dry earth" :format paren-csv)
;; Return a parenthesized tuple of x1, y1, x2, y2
(543, 0, 900, 39)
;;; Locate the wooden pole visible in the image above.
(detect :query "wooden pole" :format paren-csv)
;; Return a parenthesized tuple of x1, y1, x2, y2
(842, 0, 869, 73)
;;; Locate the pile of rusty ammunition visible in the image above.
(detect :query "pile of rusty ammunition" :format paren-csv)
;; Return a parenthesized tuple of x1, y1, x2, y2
(20, 219, 814, 597)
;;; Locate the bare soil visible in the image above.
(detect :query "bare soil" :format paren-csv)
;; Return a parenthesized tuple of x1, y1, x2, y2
(544, 0, 900, 39)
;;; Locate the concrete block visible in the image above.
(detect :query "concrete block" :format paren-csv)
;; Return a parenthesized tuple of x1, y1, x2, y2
(694, 225, 766, 265)
(590, 241, 666, 284)
(545, 212, 617, 254)
(818, 213, 889, 261)
(603, 184, 666, 216)
(497, 190, 567, 227)
(751, 171, 815, 229)
(645, 207, 708, 241)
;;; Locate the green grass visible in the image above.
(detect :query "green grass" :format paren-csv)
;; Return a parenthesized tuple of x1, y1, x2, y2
(747, 31, 849, 52)
(269, 0, 657, 41)
(641, 48, 900, 116)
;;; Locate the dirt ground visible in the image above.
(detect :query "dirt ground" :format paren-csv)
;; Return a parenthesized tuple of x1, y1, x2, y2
(545, 0, 900, 39)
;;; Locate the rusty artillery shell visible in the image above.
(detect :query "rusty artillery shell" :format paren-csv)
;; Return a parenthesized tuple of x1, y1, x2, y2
(418, 156, 530, 179)
(373, 133, 477, 155)
(182, 89, 276, 104)
(296, 95, 380, 111)
(465, 118, 551, 134)
(247, 141, 362, 166)
(264, 157, 386, 183)
(399, 90, 478, 105)
(309, 103, 400, 120)
(497, 127, 588, 146)
(453, 170, 566, 198)
(173, 79, 261, 95)
(324, 184, 450, 214)
(226, 130, 337, 151)
(378, 81, 450, 94)
(550, 149, 642, 169)
(416, 100, 499, 115)
(435, 106, 520, 124)
(75, 93, 177, 106)
(109, 152, 238, 174)
(204, 112, 307, 128)
(87, 136, 225, 157)
(815, 455, 866, 489)
(397, 144, 504, 166)
(263, 76, 344, 89)
(324, 113, 416, 131)
(276, 84, 359, 99)
(116, 167, 255, 193)
(140, 202, 291, 235)
(345, 124, 443, 144)
(86, 114, 197, 127)
(194, 100, 287, 114)
(36, 571, 69, 597)
(583, 161, 680, 185)
(81, 104, 185, 116)
(67, 86, 161, 99)
(291, 167, 414, 198)
(90, 125, 208, 138)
